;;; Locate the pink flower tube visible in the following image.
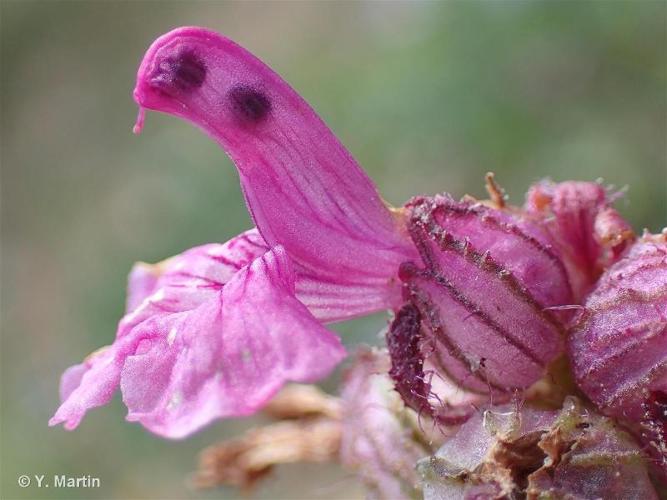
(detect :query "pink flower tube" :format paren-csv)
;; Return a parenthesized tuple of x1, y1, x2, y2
(132, 26, 418, 321)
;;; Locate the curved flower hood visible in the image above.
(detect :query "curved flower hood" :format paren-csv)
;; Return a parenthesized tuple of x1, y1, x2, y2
(133, 26, 418, 321)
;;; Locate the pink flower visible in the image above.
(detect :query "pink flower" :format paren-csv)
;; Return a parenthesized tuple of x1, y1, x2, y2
(51, 26, 416, 438)
(525, 180, 634, 299)
(51, 26, 635, 439)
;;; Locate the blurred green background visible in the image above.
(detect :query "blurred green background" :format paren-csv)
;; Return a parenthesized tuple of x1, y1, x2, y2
(2, 1, 665, 499)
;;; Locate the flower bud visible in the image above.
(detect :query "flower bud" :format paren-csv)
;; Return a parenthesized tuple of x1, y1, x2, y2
(569, 232, 667, 478)
(525, 180, 634, 298)
(394, 194, 570, 419)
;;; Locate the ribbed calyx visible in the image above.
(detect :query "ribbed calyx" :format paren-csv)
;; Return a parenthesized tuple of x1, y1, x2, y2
(569, 231, 667, 478)
(388, 194, 571, 423)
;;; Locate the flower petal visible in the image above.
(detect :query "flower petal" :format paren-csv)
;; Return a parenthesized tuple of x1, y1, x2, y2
(126, 227, 393, 323)
(49, 347, 119, 430)
(122, 246, 346, 438)
(120, 229, 267, 332)
(525, 180, 634, 298)
(50, 231, 345, 438)
(125, 228, 267, 315)
(133, 27, 416, 318)
(126, 262, 161, 312)
(294, 273, 403, 323)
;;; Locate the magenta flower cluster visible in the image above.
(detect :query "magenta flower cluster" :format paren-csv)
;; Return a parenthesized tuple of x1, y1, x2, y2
(50, 27, 665, 492)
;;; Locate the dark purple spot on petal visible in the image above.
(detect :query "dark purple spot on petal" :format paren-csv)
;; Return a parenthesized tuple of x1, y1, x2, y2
(152, 50, 206, 93)
(228, 85, 271, 124)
